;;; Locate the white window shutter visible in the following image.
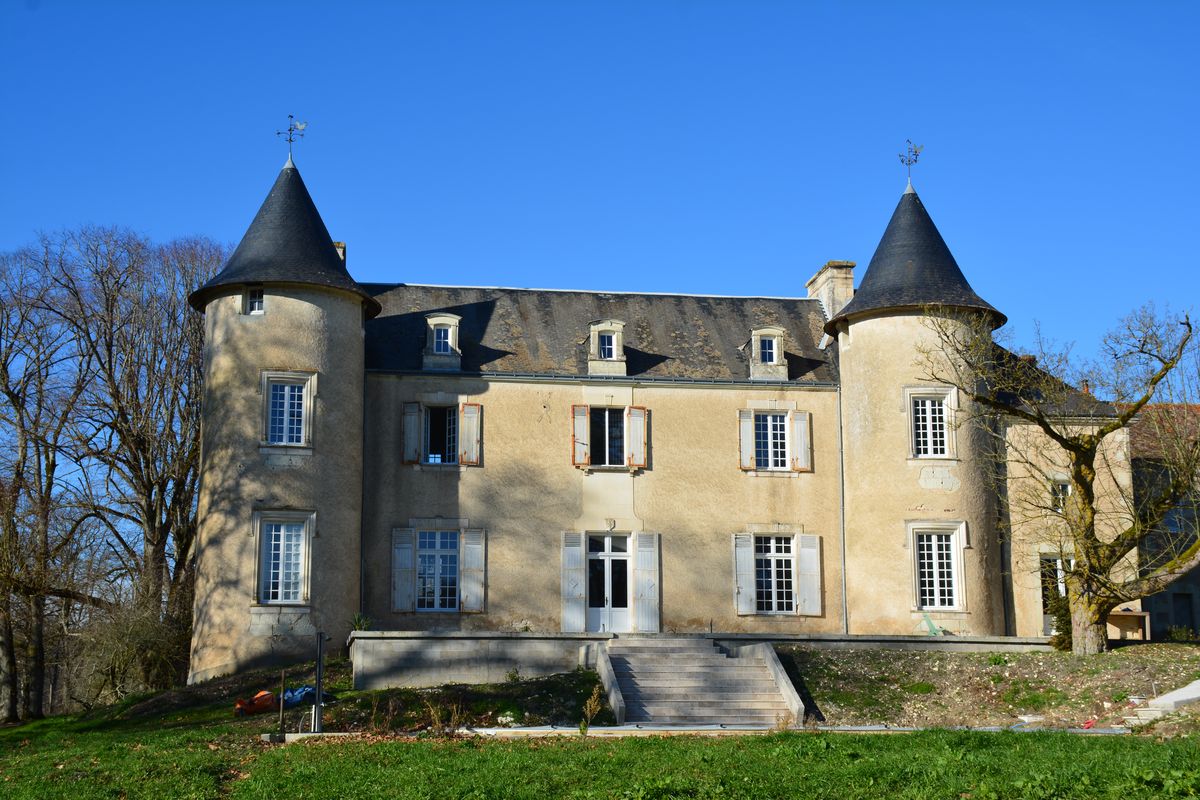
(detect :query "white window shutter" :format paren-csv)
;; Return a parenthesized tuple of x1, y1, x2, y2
(402, 403, 421, 464)
(634, 532, 660, 632)
(738, 410, 755, 470)
(733, 533, 756, 614)
(460, 529, 486, 612)
(561, 532, 586, 631)
(626, 406, 648, 468)
(791, 410, 812, 472)
(797, 534, 821, 616)
(391, 528, 415, 612)
(460, 403, 482, 466)
(571, 405, 590, 466)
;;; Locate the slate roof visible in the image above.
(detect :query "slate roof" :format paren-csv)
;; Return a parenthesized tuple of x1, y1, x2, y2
(826, 185, 1004, 334)
(188, 159, 381, 316)
(362, 284, 837, 383)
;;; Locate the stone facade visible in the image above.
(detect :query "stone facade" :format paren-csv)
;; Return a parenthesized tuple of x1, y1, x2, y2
(185, 160, 1133, 684)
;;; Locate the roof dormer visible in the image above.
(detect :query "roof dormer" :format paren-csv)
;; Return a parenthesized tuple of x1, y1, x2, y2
(748, 326, 787, 381)
(587, 319, 626, 376)
(423, 312, 462, 371)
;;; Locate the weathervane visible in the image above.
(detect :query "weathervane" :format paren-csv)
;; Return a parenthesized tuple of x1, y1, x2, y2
(276, 114, 308, 157)
(899, 139, 923, 182)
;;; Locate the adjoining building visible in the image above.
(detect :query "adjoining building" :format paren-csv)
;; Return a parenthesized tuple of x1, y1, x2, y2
(186, 159, 1135, 684)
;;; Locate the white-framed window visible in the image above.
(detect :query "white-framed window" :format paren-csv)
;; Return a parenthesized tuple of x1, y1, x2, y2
(402, 402, 482, 466)
(391, 526, 486, 613)
(733, 533, 821, 616)
(1050, 480, 1071, 514)
(598, 333, 615, 360)
(737, 409, 812, 473)
(907, 387, 955, 459)
(587, 320, 626, 375)
(255, 510, 314, 605)
(245, 287, 265, 315)
(261, 371, 315, 447)
(424, 405, 458, 464)
(571, 405, 648, 469)
(909, 521, 965, 611)
(755, 536, 795, 613)
(433, 326, 452, 354)
(759, 336, 777, 365)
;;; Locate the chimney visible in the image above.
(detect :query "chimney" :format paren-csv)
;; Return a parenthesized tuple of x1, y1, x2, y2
(805, 260, 855, 320)
(333, 241, 347, 263)
(1081, 379, 1091, 395)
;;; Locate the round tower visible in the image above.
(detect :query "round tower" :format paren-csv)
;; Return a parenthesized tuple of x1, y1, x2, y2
(828, 183, 1008, 636)
(187, 157, 381, 683)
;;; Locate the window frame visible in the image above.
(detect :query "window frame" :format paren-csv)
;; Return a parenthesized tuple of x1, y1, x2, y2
(758, 336, 777, 365)
(1050, 479, 1072, 514)
(253, 510, 315, 606)
(754, 535, 796, 614)
(433, 325, 453, 355)
(908, 521, 966, 612)
(906, 386, 956, 460)
(597, 332, 616, 360)
(753, 411, 790, 471)
(245, 287, 265, 315)
(422, 404, 459, 465)
(416, 529, 461, 612)
(260, 370, 316, 449)
(571, 405, 648, 470)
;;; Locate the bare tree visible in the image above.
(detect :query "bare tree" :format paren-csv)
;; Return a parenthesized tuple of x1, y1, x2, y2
(921, 306, 1200, 654)
(53, 229, 221, 688)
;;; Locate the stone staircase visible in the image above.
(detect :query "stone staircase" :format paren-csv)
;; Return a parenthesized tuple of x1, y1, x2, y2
(607, 636, 793, 726)
(1121, 678, 1200, 728)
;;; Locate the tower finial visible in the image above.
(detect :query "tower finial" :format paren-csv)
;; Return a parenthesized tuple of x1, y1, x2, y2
(276, 114, 308, 160)
(898, 139, 923, 189)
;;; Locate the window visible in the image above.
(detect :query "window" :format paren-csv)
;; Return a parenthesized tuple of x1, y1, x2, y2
(1050, 480, 1071, 513)
(916, 531, 956, 609)
(391, 526, 486, 613)
(402, 402, 482, 466)
(733, 533, 821, 615)
(571, 405, 648, 469)
(587, 320, 626, 376)
(246, 288, 264, 315)
(911, 395, 948, 457)
(737, 409, 811, 472)
(759, 336, 777, 365)
(261, 371, 314, 448)
(256, 511, 314, 604)
(424, 406, 458, 464)
(417, 530, 459, 611)
(598, 333, 615, 360)
(433, 326, 452, 354)
(755, 412, 788, 470)
(1040, 555, 1073, 634)
(755, 536, 794, 613)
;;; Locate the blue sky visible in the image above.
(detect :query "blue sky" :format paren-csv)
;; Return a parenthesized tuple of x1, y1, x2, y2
(2, 1, 1197, 358)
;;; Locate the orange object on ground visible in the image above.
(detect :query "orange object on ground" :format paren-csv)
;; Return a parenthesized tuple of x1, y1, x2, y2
(234, 690, 277, 717)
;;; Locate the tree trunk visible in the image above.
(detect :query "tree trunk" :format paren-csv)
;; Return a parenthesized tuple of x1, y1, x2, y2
(0, 602, 18, 723)
(1070, 594, 1110, 655)
(27, 594, 45, 719)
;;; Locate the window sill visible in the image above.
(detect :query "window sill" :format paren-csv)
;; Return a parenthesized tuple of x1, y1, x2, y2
(907, 456, 959, 465)
(251, 602, 311, 609)
(912, 608, 967, 615)
(579, 465, 643, 474)
(259, 444, 313, 456)
(411, 462, 470, 472)
(742, 470, 799, 478)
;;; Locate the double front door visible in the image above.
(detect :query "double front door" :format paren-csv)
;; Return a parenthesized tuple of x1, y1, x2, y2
(586, 533, 630, 632)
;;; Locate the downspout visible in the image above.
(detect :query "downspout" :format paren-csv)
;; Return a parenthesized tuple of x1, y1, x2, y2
(836, 382, 850, 634)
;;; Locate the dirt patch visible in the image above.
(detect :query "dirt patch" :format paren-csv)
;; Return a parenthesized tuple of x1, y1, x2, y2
(776, 643, 1200, 732)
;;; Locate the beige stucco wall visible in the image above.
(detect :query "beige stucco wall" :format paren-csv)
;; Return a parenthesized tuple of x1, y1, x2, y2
(837, 312, 1005, 636)
(188, 287, 366, 683)
(1005, 422, 1135, 637)
(361, 376, 847, 635)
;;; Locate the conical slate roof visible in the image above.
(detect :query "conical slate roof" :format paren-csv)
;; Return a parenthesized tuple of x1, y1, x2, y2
(189, 158, 381, 317)
(825, 185, 1004, 334)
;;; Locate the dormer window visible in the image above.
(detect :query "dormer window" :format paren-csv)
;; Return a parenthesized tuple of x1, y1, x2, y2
(759, 336, 777, 365)
(434, 326, 452, 354)
(245, 287, 265, 315)
(587, 319, 626, 376)
(749, 326, 787, 381)
(423, 313, 462, 371)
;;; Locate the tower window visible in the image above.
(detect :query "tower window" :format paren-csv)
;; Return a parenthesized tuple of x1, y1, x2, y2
(246, 288, 264, 315)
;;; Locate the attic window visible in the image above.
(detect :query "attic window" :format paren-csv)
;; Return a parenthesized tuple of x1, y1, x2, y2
(749, 326, 787, 381)
(246, 288, 265, 315)
(423, 313, 463, 371)
(587, 320, 626, 376)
